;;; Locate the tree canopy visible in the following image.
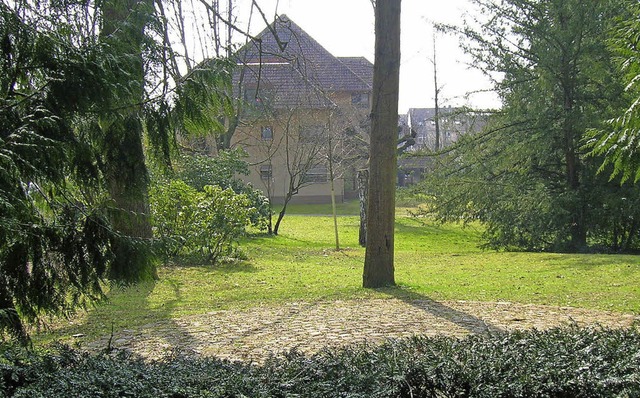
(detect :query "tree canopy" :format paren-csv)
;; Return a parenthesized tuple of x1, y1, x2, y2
(585, 0, 640, 184)
(0, 0, 242, 341)
(424, 0, 639, 252)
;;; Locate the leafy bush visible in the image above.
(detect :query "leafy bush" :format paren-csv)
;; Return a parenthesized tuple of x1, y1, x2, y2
(150, 180, 257, 264)
(176, 149, 270, 230)
(4, 326, 640, 397)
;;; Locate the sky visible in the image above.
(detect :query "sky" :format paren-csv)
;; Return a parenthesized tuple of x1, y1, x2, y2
(231, 0, 501, 113)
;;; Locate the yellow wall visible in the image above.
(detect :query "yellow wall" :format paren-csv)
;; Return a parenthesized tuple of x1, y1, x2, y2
(232, 93, 369, 204)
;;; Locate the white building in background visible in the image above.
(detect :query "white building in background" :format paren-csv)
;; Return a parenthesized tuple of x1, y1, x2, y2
(406, 107, 487, 152)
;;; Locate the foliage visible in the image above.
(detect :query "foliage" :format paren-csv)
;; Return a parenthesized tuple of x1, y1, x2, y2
(428, 0, 634, 252)
(173, 58, 235, 140)
(585, 0, 640, 183)
(150, 180, 258, 264)
(174, 149, 270, 230)
(6, 327, 640, 397)
(0, 0, 126, 341)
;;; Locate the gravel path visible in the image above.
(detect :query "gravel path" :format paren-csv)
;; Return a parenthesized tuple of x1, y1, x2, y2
(84, 299, 639, 363)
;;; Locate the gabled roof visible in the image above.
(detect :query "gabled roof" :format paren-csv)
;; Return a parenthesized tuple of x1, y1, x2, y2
(338, 57, 374, 89)
(239, 63, 335, 109)
(236, 15, 372, 97)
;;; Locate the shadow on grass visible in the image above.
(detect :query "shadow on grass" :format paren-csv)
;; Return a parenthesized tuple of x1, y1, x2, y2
(39, 277, 203, 358)
(539, 253, 640, 270)
(376, 285, 503, 335)
(163, 260, 259, 274)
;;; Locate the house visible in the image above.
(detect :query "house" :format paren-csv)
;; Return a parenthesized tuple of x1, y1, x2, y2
(231, 15, 372, 204)
(397, 107, 488, 186)
(406, 107, 486, 152)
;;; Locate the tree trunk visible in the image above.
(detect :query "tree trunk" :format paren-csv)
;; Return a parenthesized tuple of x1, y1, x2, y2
(432, 34, 441, 151)
(563, 95, 585, 251)
(101, 0, 156, 282)
(104, 115, 155, 282)
(328, 127, 340, 251)
(273, 197, 290, 236)
(357, 169, 369, 247)
(273, 182, 295, 235)
(0, 278, 27, 344)
(363, 0, 401, 288)
(330, 172, 340, 251)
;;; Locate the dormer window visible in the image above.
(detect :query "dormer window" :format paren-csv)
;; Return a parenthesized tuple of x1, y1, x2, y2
(351, 93, 370, 107)
(244, 85, 273, 108)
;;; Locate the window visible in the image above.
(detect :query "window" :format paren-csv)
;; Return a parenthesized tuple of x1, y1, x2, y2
(351, 93, 370, 107)
(261, 126, 273, 140)
(259, 164, 272, 181)
(298, 125, 324, 142)
(245, 88, 259, 103)
(244, 86, 273, 109)
(302, 166, 328, 184)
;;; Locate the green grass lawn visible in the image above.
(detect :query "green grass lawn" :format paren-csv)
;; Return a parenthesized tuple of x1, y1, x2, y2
(37, 203, 640, 344)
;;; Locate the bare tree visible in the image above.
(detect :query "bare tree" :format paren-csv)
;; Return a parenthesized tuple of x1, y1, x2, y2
(432, 32, 442, 152)
(363, 0, 401, 288)
(325, 110, 370, 250)
(274, 112, 328, 235)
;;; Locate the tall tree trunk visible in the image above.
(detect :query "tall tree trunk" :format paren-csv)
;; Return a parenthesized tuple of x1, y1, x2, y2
(357, 168, 368, 247)
(432, 33, 440, 151)
(327, 124, 340, 251)
(363, 0, 401, 288)
(101, 0, 156, 282)
(329, 164, 340, 251)
(558, 10, 586, 253)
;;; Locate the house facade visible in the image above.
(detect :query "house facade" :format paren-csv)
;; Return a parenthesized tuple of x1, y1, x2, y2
(231, 15, 372, 204)
(397, 108, 487, 186)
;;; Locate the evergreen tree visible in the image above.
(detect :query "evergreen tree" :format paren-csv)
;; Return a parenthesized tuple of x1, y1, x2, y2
(0, 0, 242, 340)
(99, 0, 156, 282)
(0, 0, 115, 340)
(426, 0, 636, 252)
(586, 0, 640, 184)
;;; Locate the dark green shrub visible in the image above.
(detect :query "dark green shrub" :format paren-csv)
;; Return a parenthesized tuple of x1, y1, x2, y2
(4, 327, 640, 397)
(150, 180, 258, 264)
(176, 150, 270, 230)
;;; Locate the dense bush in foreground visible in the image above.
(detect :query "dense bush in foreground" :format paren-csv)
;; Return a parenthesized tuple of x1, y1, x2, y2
(2, 327, 639, 397)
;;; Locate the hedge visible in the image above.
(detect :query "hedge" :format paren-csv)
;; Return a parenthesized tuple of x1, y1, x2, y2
(2, 326, 639, 397)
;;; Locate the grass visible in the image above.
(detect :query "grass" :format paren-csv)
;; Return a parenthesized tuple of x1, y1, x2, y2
(273, 199, 362, 215)
(36, 202, 640, 344)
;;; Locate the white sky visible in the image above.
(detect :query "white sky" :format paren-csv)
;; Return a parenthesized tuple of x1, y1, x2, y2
(231, 0, 500, 113)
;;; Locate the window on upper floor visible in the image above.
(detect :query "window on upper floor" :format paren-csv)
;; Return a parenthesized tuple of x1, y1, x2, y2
(351, 92, 370, 108)
(244, 85, 274, 110)
(298, 125, 325, 143)
(261, 126, 273, 140)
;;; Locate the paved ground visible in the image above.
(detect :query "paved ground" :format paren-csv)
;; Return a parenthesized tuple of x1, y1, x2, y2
(84, 298, 638, 363)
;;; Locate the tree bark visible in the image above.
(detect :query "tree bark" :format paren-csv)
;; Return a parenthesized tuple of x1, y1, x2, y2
(273, 192, 292, 235)
(357, 169, 369, 247)
(363, 0, 401, 288)
(432, 34, 440, 151)
(101, 0, 156, 282)
(329, 159, 340, 251)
